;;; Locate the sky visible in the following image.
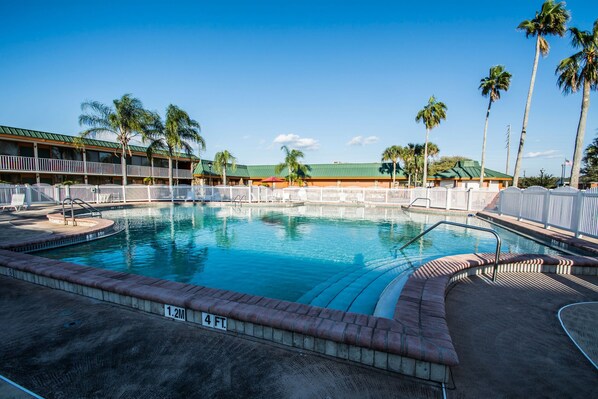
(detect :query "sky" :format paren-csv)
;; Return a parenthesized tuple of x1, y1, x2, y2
(1, 0, 597, 177)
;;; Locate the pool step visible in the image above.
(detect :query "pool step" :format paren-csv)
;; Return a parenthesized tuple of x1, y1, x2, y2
(309, 258, 422, 310)
(307, 255, 427, 313)
(296, 257, 397, 305)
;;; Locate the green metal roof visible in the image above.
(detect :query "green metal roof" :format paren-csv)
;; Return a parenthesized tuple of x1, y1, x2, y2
(432, 160, 512, 180)
(194, 159, 250, 178)
(0, 125, 198, 160)
(194, 161, 403, 179)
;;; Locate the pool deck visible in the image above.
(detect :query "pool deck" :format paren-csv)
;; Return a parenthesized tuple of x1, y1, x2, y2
(1, 205, 597, 397)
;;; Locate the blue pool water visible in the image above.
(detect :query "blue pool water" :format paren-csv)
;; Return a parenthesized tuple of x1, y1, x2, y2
(38, 204, 564, 315)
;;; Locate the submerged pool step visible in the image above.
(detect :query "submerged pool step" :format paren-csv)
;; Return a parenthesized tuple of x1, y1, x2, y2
(308, 256, 425, 311)
(296, 257, 396, 305)
(328, 262, 417, 314)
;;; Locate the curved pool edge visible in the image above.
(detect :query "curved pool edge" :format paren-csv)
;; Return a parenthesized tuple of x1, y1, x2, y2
(1, 247, 596, 384)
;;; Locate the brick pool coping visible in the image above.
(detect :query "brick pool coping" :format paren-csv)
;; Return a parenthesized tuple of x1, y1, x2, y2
(0, 214, 117, 253)
(0, 214, 597, 384)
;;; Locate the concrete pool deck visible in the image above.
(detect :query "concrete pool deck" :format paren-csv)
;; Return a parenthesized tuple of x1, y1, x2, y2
(0, 205, 597, 397)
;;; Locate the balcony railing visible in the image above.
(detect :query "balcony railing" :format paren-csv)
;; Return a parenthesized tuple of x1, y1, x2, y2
(0, 154, 191, 179)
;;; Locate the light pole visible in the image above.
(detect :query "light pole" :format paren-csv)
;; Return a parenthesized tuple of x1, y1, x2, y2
(561, 160, 566, 186)
(208, 162, 213, 186)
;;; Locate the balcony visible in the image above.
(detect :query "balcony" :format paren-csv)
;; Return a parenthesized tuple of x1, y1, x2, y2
(0, 155, 191, 179)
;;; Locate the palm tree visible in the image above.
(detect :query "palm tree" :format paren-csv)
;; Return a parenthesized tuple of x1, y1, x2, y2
(275, 145, 308, 186)
(381, 145, 404, 186)
(479, 65, 512, 186)
(213, 150, 237, 185)
(79, 94, 155, 185)
(146, 104, 205, 187)
(556, 20, 598, 188)
(398, 145, 414, 187)
(512, 0, 570, 187)
(416, 96, 447, 187)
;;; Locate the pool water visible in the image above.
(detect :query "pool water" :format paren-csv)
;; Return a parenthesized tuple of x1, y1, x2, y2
(38, 205, 564, 315)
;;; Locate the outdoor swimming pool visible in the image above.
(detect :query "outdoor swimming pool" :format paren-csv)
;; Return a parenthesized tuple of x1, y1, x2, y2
(39, 204, 565, 315)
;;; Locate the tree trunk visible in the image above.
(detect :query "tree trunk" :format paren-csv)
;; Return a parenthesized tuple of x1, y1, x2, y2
(392, 161, 396, 185)
(223, 166, 227, 186)
(570, 80, 591, 188)
(480, 98, 493, 186)
(513, 35, 541, 187)
(422, 129, 430, 187)
(168, 157, 173, 188)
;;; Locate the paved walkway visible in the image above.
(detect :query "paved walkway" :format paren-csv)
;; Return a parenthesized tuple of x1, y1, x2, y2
(559, 302, 598, 369)
(0, 276, 441, 399)
(445, 273, 598, 398)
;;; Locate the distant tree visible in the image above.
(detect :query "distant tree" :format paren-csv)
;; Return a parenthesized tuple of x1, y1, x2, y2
(556, 20, 598, 188)
(146, 104, 205, 187)
(479, 65, 512, 186)
(519, 170, 559, 188)
(429, 156, 471, 176)
(213, 150, 237, 185)
(381, 145, 404, 186)
(582, 133, 598, 183)
(416, 96, 447, 187)
(275, 145, 309, 186)
(402, 143, 424, 187)
(79, 94, 155, 185)
(512, 0, 570, 187)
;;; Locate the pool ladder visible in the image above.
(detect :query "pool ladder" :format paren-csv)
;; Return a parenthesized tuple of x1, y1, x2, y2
(406, 197, 432, 209)
(397, 220, 502, 281)
(62, 197, 102, 226)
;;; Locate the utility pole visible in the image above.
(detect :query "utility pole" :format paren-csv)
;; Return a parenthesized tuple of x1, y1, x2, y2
(505, 124, 511, 174)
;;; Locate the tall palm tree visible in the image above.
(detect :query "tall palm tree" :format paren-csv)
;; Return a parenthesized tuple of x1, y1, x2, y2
(381, 145, 404, 186)
(512, 0, 570, 186)
(556, 20, 598, 188)
(275, 145, 308, 186)
(146, 104, 205, 187)
(213, 150, 237, 185)
(398, 145, 414, 187)
(479, 65, 512, 186)
(416, 96, 447, 187)
(79, 94, 155, 185)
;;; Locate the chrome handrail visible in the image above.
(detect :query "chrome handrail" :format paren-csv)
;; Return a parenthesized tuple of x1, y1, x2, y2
(407, 197, 431, 208)
(62, 197, 102, 226)
(398, 220, 502, 281)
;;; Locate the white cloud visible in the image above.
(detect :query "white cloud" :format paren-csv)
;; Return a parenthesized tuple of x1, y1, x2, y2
(523, 150, 561, 159)
(273, 133, 320, 150)
(347, 135, 379, 146)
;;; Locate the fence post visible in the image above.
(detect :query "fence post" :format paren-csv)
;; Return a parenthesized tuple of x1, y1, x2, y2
(171, 185, 174, 203)
(498, 190, 503, 215)
(248, 185, 252, 203)
(230, 186, 233, 201)
(122, 185, 127, 203)
(571, 190, 584, 237)
(467, 189, 473, 212)
(425, 188, 430, 208)
(445, 188, 451, 210)
(517, 189, 523, 221)
(53, 185, 60, 204)
(147, 185, 152, 202)
(65, 185, 71, 199)
(541, 190, 551, 229)
(25, 184, 32, 208)
(385, 189, 388, 204)
(320, 187, 323, 202)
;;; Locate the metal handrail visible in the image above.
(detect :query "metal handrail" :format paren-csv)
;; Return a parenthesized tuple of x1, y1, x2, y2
(62, 197, 102, 226)
(398, 220, 502, 281)
(407, 197, 431, 208)
(232, 195, 246, 206)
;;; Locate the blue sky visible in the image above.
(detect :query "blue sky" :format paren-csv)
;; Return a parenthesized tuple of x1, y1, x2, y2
(1, 0, 596, 177)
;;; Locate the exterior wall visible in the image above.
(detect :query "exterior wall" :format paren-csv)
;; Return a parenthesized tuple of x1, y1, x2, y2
(0, 135, 193, 185)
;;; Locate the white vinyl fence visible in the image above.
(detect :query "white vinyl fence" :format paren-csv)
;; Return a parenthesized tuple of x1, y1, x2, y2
(499, 186, 598, 239)
(0, 184, 499, 212)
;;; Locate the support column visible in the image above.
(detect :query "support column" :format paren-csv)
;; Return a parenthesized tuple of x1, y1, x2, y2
(83, 150, 88, 185)
(33, 142, 40, 184)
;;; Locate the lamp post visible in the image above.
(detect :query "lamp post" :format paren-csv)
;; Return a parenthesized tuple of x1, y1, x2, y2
(207, 162, 213, 186)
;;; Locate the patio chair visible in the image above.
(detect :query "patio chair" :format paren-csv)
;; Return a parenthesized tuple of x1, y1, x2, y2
(1, 193, 25, 212)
